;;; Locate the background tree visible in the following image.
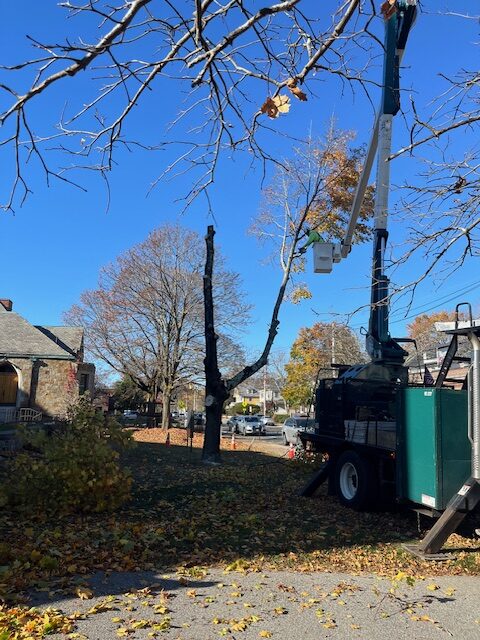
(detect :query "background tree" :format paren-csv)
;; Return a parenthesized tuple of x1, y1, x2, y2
(407, 310, 470, 356)
(67, 223, 247, 429)
(283, 322, 365, 409)
(251, 128, 374, 303)
(111, 376, 147, 412)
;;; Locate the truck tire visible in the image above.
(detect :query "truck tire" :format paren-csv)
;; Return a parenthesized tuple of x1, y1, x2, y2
(335, 450, 377, 511)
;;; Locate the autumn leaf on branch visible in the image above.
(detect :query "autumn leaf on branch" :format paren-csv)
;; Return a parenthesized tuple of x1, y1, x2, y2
(290, 286, 313, 305)
(261, 95, 291, 119)
(287, 78, 308, 101)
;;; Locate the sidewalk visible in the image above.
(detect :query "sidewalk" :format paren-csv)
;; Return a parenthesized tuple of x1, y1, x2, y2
(42, 568, 480, 639)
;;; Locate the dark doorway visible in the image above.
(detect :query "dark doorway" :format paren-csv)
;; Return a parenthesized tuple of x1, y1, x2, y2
(0, 362, 18, 405)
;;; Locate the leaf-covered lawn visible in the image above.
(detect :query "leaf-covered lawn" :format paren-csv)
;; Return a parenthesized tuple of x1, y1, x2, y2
(1, 429, 479, 603)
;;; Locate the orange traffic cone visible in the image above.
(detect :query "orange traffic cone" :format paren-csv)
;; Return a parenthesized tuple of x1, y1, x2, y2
(231, 433, 236, 450)
(165, 432, 171, 447)
(287, 443, 295, 459)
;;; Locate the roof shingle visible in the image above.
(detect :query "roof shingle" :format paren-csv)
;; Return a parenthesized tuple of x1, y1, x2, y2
(0, 308, 76, 359)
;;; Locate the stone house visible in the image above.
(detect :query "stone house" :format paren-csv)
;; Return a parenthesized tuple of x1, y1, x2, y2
(0, 299, 95, 421)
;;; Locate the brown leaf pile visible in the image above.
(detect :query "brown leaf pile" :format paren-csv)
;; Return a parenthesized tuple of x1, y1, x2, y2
(132, 427, 252, 451)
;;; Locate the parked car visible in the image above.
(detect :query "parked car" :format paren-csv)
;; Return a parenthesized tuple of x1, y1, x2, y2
(123, 409, 138, 419)
(237, 415, 264, 436)
(225, 415, 240, 433)
(194, 412, 205, 427)
(282, 416, 315, 445)
(257, 415, 275, 427)
(170, 411, 182, 425)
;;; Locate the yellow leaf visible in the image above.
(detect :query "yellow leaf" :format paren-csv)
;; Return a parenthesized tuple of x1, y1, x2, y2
(259, 631, 272, 638)
(75, 587, 93, 600)
(323, 621, 337, 629)
(131, 619, 149, 629)
(116, 628, 129, 637)
(426, 583, 439, 591)
(272, 94, 290, 114)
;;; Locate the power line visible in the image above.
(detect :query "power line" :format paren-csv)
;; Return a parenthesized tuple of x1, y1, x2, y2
(389, 281, 480, 326)
(390, 278, 480, 321)
(346, 279, 480, 330)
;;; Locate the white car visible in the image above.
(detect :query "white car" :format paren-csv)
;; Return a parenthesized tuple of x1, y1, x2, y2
(282, 416, 315, 445)
(236, 416, 264, 435)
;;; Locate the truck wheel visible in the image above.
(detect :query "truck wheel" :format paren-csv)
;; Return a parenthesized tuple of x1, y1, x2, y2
(335, 450, 376, 511)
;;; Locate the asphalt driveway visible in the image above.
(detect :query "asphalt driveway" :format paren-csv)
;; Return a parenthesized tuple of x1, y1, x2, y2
(40, 568, 480, 640)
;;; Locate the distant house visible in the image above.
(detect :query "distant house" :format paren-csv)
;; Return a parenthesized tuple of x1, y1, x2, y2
(230, 386, 261, 407)
(406, 345, 469, 389)
(0, 299, 95, 422)
(228, 384, 287, 414)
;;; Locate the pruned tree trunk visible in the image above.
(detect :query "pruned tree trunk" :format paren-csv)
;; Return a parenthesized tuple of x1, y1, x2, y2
(201, 220, 299, 463)
(202, 226, 229, 464)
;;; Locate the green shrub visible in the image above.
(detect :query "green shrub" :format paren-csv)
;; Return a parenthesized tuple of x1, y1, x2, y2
(227, 403, 261, 416)
(2, 398, 132, 515)
(273, 413, 288, 424)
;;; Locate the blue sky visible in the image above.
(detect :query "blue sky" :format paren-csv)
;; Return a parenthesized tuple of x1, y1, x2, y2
(0, 1, 478, 361)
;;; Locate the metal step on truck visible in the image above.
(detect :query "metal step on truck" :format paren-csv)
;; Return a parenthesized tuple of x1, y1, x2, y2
(298, 1, 480, 558)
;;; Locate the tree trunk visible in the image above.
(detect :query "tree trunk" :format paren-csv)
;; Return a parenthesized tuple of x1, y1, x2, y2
(202, 225, 228, 464)
(162, 388, 172, 430)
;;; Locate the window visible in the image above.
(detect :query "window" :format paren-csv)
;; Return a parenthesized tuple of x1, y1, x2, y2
(79, 373, 89, 395)
(295, 418, 315, 428)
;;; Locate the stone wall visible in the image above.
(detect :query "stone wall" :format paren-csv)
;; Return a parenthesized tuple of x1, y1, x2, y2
(4, 357, 96, 418)
(33, 359, 79, 417)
